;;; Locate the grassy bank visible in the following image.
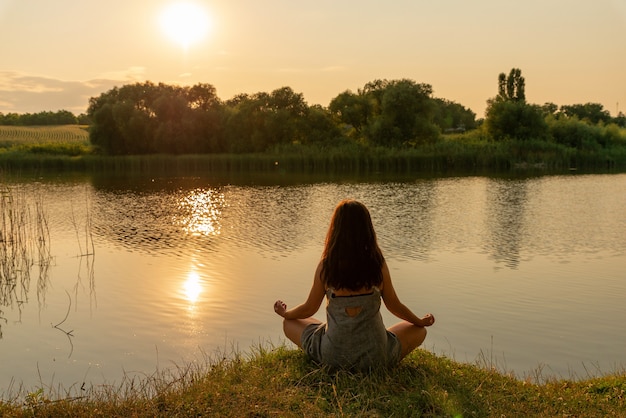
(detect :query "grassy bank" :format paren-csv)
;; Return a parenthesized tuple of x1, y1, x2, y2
(2, 142, 625, 176)
(1, 347, 624, 417)
(1, 125, 626, 175)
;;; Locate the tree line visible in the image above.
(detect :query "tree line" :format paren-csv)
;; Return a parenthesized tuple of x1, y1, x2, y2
(85, 79, 478, 155)
(87, 73, 625, 155)
(0, 110, 91, 126)
(3, 70, 624, 156)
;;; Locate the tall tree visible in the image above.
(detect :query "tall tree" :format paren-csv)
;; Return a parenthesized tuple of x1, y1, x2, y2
(497, 68, 525, 102)
(485, 69, 546, 140)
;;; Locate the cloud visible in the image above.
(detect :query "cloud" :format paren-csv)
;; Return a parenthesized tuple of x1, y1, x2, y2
(0, 68, 147, 115)
(93, 66, 147, 83)
(0, 74, 63, 93)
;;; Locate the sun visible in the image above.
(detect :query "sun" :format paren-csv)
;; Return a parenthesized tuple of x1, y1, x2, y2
(159, 2, 211, 49)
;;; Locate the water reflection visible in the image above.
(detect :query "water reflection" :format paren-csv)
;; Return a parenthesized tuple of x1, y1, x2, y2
(1, 173, 626, 391)
(0, 181, 96, 363)
(73, 254, 97, 312)
(177, 189, 224, 237)
(178, 259, 212, 343)
(90, 182, 230, 256)
(229, 186, 320, 256)
(371, 181, 437, 261)
(183, 271, 203, 304)
(486, 179, 529, 269)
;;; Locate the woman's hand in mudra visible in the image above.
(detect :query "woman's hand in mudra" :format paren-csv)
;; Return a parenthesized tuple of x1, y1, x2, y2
(274, 300, 287, 317)
(421, 313, 435, 326)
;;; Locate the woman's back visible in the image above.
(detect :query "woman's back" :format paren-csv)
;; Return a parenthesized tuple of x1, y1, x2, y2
(304, 288, 401, 371)
(275, 199, 434, 371)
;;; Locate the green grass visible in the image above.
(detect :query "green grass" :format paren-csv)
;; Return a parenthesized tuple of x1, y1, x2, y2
(1, 347, 624, 417)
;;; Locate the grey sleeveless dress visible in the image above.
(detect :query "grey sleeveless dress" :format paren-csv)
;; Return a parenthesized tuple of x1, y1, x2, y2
(301, 287, 401, 371)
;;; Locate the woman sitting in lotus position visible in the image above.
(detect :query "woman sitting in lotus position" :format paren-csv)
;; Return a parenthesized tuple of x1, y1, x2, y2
(274, 199, 435, 371)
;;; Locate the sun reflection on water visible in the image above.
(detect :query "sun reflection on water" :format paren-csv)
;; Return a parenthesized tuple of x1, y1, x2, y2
(177, 188, 225, 237)
(183, 271, 203, 304)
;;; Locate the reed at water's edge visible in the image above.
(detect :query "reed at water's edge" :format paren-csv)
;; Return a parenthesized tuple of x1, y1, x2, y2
(0, 347, 624, 417)
(0, 186, 53, 340)
(1, 139, 625, 176)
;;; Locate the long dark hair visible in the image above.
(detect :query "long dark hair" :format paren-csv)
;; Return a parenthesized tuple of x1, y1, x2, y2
(320, 200, 384, 290)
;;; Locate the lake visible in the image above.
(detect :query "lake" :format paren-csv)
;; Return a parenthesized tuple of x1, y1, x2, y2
(1, 171, 625, 396)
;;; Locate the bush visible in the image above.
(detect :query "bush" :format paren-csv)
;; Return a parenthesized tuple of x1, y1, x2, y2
(548, 118, 598, 148)
(603, 123, 626, 147)
(545, 116, 626, 153)
(485, 100, 548, 141)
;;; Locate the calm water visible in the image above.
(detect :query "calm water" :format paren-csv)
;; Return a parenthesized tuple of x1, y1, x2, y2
(1, 172, 625, 395)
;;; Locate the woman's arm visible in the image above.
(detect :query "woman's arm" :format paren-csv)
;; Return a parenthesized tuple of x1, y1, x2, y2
(274, 261, 326, 320)
(380, 262, 435, 327)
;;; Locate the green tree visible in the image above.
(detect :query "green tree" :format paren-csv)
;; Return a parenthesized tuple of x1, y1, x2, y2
(560, 103, 611, 125)
(0, 110, 78, 125)
(540, 102, 559, 117)
(328, 90, 371, 135)
(485, 100, 547, 140)
(264, 86, 309, 147)
(547, 116, 600, 148)
(359, 79, 438, 146)
(498, 68, 525, 102)
(223, 94, 256, 152)
(432, 98, 477, 132)
(302, 105, 343, 145)
(223, 87, 310, 152)
(87, 82, 224, 155)
(0, 112, 20, 125)
(153, 91, 194, 153)
(77, 113, 92, 125)
(88, 82, 158, 154)
(88, 101, 125, 154)
(485, 68, 547, 140)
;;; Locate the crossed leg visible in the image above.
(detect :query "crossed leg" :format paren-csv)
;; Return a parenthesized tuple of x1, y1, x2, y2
(283, 318, 322, 348)
(388, 321, 428, 359)
(283, 318, 426, 360)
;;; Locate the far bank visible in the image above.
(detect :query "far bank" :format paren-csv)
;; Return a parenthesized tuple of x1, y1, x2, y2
(2, 139, 626, 177)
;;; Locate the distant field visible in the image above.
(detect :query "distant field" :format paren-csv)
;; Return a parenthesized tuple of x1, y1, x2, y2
(0, 125, 89, 145)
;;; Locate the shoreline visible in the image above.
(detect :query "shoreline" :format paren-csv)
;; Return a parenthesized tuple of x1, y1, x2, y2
(2, 146, 625, 176)
(1, 124, 625, 175)
(1, 346, 624, 416)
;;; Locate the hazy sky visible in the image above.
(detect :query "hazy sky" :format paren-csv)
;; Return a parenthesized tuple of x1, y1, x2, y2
(1, 0, 625, 118)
